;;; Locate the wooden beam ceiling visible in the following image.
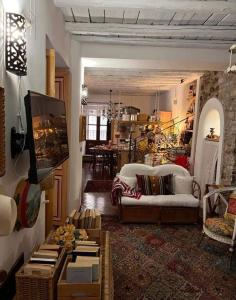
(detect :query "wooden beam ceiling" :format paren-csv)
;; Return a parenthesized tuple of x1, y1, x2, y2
(84, 68, 198, 95)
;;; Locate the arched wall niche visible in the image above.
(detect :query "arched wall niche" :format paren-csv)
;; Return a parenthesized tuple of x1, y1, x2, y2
(194, 98, 224, 199)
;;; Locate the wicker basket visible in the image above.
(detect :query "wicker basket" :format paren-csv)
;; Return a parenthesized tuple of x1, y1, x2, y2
(16, 248, 66, 300)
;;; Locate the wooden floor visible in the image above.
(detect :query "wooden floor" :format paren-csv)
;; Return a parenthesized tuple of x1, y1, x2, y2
(81, 162, 118, 216)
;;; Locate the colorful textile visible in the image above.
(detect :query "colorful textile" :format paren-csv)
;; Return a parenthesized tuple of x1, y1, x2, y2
(224, 192, 236, 226)
(205, 217, 233, 237)
(111, 177, 141, 206)
(102, 215, 236, 300)
(136, 174, 173, 195)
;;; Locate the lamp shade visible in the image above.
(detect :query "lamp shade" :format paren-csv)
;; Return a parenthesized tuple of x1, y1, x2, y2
(5, 12, 27, 76)
(0, 194, 17, 236)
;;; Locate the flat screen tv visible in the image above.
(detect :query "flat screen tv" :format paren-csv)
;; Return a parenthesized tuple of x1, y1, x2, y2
(25, 90, 69, 184)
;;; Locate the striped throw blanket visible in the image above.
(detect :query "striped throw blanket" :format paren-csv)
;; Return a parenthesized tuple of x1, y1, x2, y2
(111, 177, 141, 206)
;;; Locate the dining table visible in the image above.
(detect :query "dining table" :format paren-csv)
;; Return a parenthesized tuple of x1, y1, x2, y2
(89, 145, 118, 177)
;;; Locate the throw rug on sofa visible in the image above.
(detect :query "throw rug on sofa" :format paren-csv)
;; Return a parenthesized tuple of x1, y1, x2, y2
(102, 216, 236, 300)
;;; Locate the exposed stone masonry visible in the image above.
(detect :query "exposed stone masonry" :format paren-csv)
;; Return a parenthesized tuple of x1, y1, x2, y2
(198, 71, 236, 185)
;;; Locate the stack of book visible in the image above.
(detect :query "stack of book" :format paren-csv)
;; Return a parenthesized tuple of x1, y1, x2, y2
(68, 209, 101, 229)
(66, 240, 100, 283)
(23, 244, 61, 276)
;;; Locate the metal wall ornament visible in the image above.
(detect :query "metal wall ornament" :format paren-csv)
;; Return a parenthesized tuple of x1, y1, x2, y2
(5, 12, 27, 76)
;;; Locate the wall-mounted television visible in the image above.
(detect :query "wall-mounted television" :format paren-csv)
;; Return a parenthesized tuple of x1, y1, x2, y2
(25, 90, 69, 184)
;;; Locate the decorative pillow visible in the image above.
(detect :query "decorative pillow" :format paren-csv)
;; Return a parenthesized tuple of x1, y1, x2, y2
(173, 175, 193, 194)
(117, 175, 137, 189)
(205, 217, 233, 237)
(224, 192, 236, 226)
(136, 174, 173, 195)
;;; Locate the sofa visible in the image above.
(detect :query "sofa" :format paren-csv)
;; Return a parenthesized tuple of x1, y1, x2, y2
(116, 163, 201, 224)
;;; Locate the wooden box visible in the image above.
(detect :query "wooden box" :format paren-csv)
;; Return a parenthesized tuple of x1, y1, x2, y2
(137, 113, 148, 121)
(16, 248, 66, 300)
(57, 256, 102, 300)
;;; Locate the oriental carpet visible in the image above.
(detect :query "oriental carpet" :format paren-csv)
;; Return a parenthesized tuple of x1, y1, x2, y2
(102, 216, 236, 300)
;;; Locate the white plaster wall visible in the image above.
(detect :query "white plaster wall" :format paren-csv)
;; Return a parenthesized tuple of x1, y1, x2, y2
(194, 98, 224, 193)
(87, 92, 170, 116)
(0, 0, 72, 272)
(68, 39, 83, 212)
(80, 43, 228, 71)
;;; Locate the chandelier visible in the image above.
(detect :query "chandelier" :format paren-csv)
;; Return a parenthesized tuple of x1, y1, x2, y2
(102, 89, 122, 121)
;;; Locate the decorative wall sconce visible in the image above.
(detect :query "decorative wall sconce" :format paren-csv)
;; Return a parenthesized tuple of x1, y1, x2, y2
(81, 84, 88, 105)
(5, 12, 27, 76)
(226, 44, 236, 74)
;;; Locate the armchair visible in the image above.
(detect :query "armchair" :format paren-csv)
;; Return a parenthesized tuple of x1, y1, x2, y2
(201, 187, 236, 269)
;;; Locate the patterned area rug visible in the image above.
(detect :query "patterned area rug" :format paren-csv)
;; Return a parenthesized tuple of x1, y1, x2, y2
(102, 216, 236, 300)
(84, 180, 113, 193)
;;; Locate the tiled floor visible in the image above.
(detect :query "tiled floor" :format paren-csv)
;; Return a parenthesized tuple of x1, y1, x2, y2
(81, 162, 118, 216)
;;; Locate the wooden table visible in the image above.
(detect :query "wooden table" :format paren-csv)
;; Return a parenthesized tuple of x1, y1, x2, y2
(89, 147, 118, 177)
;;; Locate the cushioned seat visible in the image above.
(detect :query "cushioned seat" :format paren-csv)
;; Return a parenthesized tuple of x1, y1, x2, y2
(121, 194, 199, 207)
(205, 217, 233, 237)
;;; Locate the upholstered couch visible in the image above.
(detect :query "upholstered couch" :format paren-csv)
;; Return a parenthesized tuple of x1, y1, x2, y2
(116, 163, 201, 224)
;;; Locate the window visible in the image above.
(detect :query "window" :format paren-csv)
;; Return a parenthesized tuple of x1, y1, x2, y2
(86, 115, 108, 141)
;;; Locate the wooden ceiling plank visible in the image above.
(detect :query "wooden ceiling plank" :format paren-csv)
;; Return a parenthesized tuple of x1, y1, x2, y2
(187, 12, 212, 25)
(54, 0, 236, 14)
(105, 8, 124, 23)
(137, 9, 176, 25)
(89, 8, 105, 23)
(123, 8, 140, 24)
(204, 12, 228, 26)
(61, 7, 74, 22)
(170, 11, 196, 25)
(72, 7, 90, 22)
(218, 14, 236, 26)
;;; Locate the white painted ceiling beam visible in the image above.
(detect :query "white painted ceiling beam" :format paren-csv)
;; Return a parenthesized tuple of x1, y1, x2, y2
(54, 0, 236, 13)
(75, 35, 233, 49)
(66, 22, 236, 40)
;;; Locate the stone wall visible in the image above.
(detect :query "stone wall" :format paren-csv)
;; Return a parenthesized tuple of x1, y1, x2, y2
(198, 71, 236, 185)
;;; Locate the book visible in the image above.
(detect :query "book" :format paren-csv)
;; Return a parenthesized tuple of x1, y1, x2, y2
(69, 209, 77, 224)
(76, 240, 98, 246)
(75, 256, 100, 281)
(32, 250, 58, 259)
(78, 210, 86, 228)
(73, 211, 80, 228)
(29, 257, 57, 265)
(39, 244, 60, 251)
(84, 209, 90, 228)
(73, 246, 99, 257)
(24, 263, 54, 276)
(66, 262, 92, 283)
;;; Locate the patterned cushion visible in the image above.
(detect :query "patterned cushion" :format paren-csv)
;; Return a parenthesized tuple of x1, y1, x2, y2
(205, 218, 234, 237)
(136, 174, 173, 196)
(224, 192, 236, 226)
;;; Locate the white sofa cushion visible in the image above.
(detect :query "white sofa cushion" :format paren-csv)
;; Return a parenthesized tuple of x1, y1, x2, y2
(121, 194, 199, 207)
(174, 175, 193, 194)
(120, 163, 190, 178)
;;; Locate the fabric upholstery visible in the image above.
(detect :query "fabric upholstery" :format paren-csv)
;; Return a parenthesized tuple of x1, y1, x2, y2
(120, 163, 189, 178)
(136, 174, 174, 195)
(121, 194, 199, 207)
(117, 174, 137, 189)
(224, 192, 236, 226)
(205, 218, 233, 237)
(174, 175, 193, 194)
